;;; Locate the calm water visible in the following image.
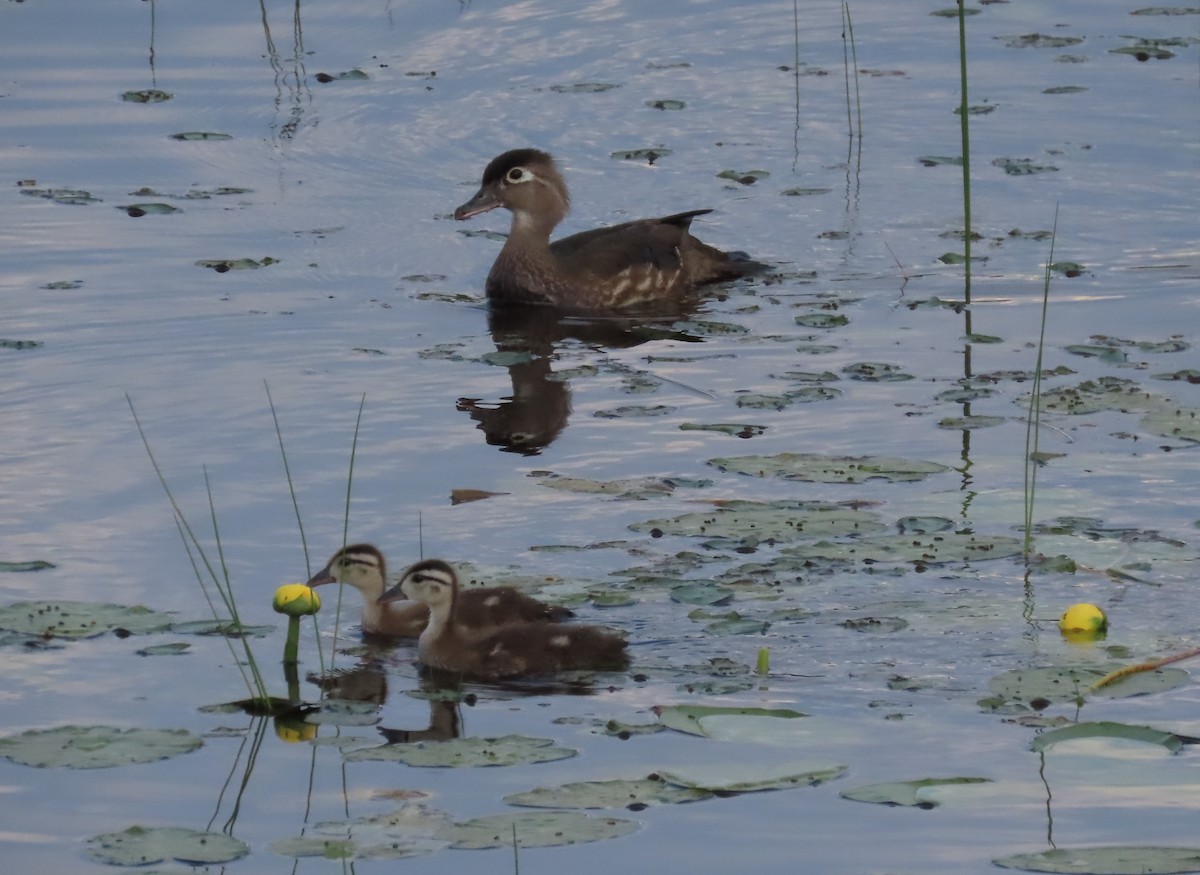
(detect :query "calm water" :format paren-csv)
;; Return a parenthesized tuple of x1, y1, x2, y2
(2, 0, 1198, 872)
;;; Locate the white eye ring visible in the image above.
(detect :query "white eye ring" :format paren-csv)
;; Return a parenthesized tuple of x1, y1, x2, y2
(506, 167, 532, 183)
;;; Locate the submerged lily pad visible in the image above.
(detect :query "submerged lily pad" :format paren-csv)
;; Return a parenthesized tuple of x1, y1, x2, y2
(1141, 406, 1200, 442)
(709, 453, 948, 483)
(344, 734, 576, 767)
(85, 826, 247, 866)
(987, 666, 1189, 705)
(631, 500, 888, 542)
(0, 725, 202, 768)
(0, 600, 173, 638)
(841, 777, 993, 808)
(994, 846, 1200, 874)
(505, 776, 712, 809)
(436, 811, 638, 849)
(1031, 377, 1163, 414)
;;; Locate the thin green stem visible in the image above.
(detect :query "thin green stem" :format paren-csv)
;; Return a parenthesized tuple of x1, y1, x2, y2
(957, 0, 972, 314)
(1023, 205, 1060, 558)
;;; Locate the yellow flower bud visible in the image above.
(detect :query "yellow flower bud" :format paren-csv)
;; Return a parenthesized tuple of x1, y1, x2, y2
(273, 583, 321, 617)
(1058, 602, 1107, 638)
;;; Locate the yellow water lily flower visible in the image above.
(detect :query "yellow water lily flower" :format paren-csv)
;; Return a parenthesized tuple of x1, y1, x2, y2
(272, 583, 321, 617)
(1059, 602, 1107, 637)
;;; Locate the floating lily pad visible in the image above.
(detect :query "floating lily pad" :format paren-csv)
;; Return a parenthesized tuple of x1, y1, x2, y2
(505, 776, 712, 809)
(0, 560, 55, 572)
(531, 472, 680, 498)
(631, 500, 888, 542)
(314, 68, 369, 82)
(0, 339, 45, 349)
(272, 805, 451, 860)
(717, 169, 769, 185)
(552, 82, 619, 93)
(1031, 377, 1163, 414)
(344, 734, 576, 767)
(135, 642, 190, 656)
(0, 725, 202, 768)
(782, 186, 834, 195)
(997, 34, 1085, 49)
(19, 187, 101, 205)
(437, 811, 638, 849)
(646, 99, 685, 110)
(842, 361, 914, 381)
(121, 89, 173, 103)
(994, 846, 1200, 874)
(938, 414, 1006, 429)
(841, 777, 992, 808)
(1065, 343, 1128, 363)
(781, 532, 1023, 566)
(1030, 721, 1184, 754)
(660, 760, 846, 793)
(304, 699, 380, 727)
(593, 404, 674, 418)
(0, 600, 173, 638)
(679, 422, 767, 438)
(987, 666, 1189, 705)
(85, 826, 247, 866)
(794, 312, 849, 328)
(709, 453, 948, 484)
(168, 619, 273, 637)
(653, 704, 806, 737)
(120, 203, 181, 217)
(170, 131, 233, 141)
(992, 157, 1059, 175)
(41, 280, 82, 289)
(195, 257, 278, 271)
(670, 582, 734, 606)
(610, 148, 671, 162)
(1141, 406, 1200, 442)
(918, 155, 964, 167)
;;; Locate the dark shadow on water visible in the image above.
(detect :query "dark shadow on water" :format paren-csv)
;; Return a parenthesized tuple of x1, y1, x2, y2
(458, 302, 705, 455)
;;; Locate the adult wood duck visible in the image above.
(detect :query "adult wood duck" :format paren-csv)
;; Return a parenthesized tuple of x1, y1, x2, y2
(382, 559, 630, 679)
(454, 148, 763, 309)
(305, 544, 572, 638)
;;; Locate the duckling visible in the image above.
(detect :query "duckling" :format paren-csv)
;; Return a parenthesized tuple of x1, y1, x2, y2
(306, 544, 572, 638)
(383, 559, 629, 679)
(454, 148, 764, 309)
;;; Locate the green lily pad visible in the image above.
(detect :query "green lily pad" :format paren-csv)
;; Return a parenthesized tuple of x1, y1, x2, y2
(344, 734, 576, 767)
(631, 500, 888, 542)
(987, 666, 1190, 705)
(121, 89, 173, 103)
(135, 642, 191, 656)
(0, 560, 55, 572)
(918, 155, 964, 167)
(505, 776, 712, 809)
(0, 725, 202, 768)
(18, 187, 101, 205)
(304, 700, 380, 726)
(1141, 406, 1200, 442)
(1027, 377, 1164, 415)
(670, 582, 733, 606)
(610, 147, 671, 162)
(120, 202, 181, 217)
(0, 600, 173, 638)
(552, 82, 619, 93)
(195, 257, 278, 271)
(85, 826, 247, 866)
(272, 804, 452, 860)
(717, 169, 769, 185)
(992, 157, 1059, 175)
(660, 760, 846, 793)
(781, 532, 1023, 566)
(168, 619, 273, 637)
(531, 472, 680, 498)
(170, 131, 233, 141)
(679, 422, 767, 438)
(1031, 721, 1184, 754)
(709, 453, 948, 483)
(645, 99, 686, 110)
(436, 811, 639, 849)
(593, 404, 674, 418)
(653, 704, 806, 737)
(315, 68, 369, 81)
(997, 34, 1084, 48)
(702, 615, 771, 636)
(794, 312, 849, 328)
(938, 414, 1007, 429)
(994, 846, 1200, 874)
(842, 361, 914, 381)
(841, 777, 993, 807)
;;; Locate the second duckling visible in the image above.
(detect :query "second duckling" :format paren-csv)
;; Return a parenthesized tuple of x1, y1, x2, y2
(383, 559, 629, 679)
(306, 544, 571, 638)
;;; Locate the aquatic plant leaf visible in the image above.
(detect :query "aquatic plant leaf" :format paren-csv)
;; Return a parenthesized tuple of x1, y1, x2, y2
(670, 582, 733, 606)
(121, 89, 173, 103)
(552, 82, 619, 93)
(610, 147, 671, 162)
(135, 642, 190, 656)
(987, 666, 1189, 705)
(170, 131, 233, 141)
(996, 34, 1085, 48)
(781, 532, 1023, 565)
(1031, 721, 1184, 754)
(631, 500, 888, 542)
(505, 776, 712, 809)
(195, 257, 277, 271)
(992, 158, 1059, 175)
(994, 846, 1200, 874)
(781, 186, 834, 196)
(794, 312, 849, 328)
(660, 760, 846, 792)
(645, 98, 685, 110)
(315, 68, 369, 81)
(531, 472, 679, 498)
(937, 414, 1006, 429)
(679, 422, 768, 438)
(120, 202, 181, 216)
(344, 734, 576, 767)
(272, 804, 451, 860)
(0, 725, 201, 768)
(653, 704, 805, 737)
(917, 155, 964, 166)
(168, 619, 273, 637)
(0, 600, 173, 638)
(1030, 377, 1164, 414)
(0, 560, 55, 572)
(85, 826, 247, 865)
(709, 453, 948, 483)
(437, 811, 639, 849)
(1141, 406, 1200, 442)
(0, 338, 45, 349)
(840, 777, 992, 807)
(842, 361, 914, 381)
(1065, 343, 1128, 363)
(305, 699, 380, 726)
(592, 404, 674, 418)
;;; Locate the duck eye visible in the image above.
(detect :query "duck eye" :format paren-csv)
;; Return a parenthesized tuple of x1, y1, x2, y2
(506, 167, 527, 183)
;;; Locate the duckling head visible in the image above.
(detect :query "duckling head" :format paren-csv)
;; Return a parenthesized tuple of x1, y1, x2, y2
(306, 544, 388, 601)
(392, 559, 458, 611)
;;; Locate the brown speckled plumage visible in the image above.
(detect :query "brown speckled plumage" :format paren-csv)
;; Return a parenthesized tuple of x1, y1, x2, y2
(454, 149, 763, 309)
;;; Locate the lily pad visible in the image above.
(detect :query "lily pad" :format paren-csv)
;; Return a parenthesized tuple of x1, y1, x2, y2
(841, 777, 993, 808)
(169, 131, 233, 141)
(85, 826, 247, 866)
(552, 82, 619, 93)
(794, 312, 849, 328)
(653, 704, 806, 737)
(679, 422, 768, 438)
(272, 804, 451, 860)
(135, 642, 190, 656)
(344, 734, 576, 767)
(660, 760, 846, 793)
(436, 811, 639, 849)
(1029, 377, 1163, 415)
(195, 257, 278, 271)
(593, 404, 674, 418)
(631, 500, 889, 542)
(531, 472, 680, 498)
(992, 157, 1059, 175)
(1141, 406, 1200, 442)
(610, 148, 671, 162)
(121, 89, 173, 103)
(709, 453, 948, 483)
(120, 202, 181, 217)
(994, 846, 1200, 874)
(0, 725, 202, 768)
(987, 666, 1190, 705)
(782, 532, 1023, 566)
(0, 600, 173, 638)
(842, 361, 914, 381)
(505, 776, 712, 809)
(645, 98, 686, 110)
(1030, 721, 1185, 754)
(0, 560, 55, 572)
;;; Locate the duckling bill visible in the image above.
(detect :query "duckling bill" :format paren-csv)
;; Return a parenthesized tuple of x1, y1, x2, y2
(385, 559, 629, 679)
(455, 148, 764, 309)
(306, 544, 571, 638)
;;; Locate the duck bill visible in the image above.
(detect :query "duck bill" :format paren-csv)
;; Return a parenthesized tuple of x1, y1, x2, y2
(305, 565, 335, 587)
(454, 186, 501, 221)
(377, 581, 409, 604)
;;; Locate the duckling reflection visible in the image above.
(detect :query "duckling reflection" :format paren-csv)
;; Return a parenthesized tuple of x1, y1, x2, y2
(377, 698, 463, 744)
